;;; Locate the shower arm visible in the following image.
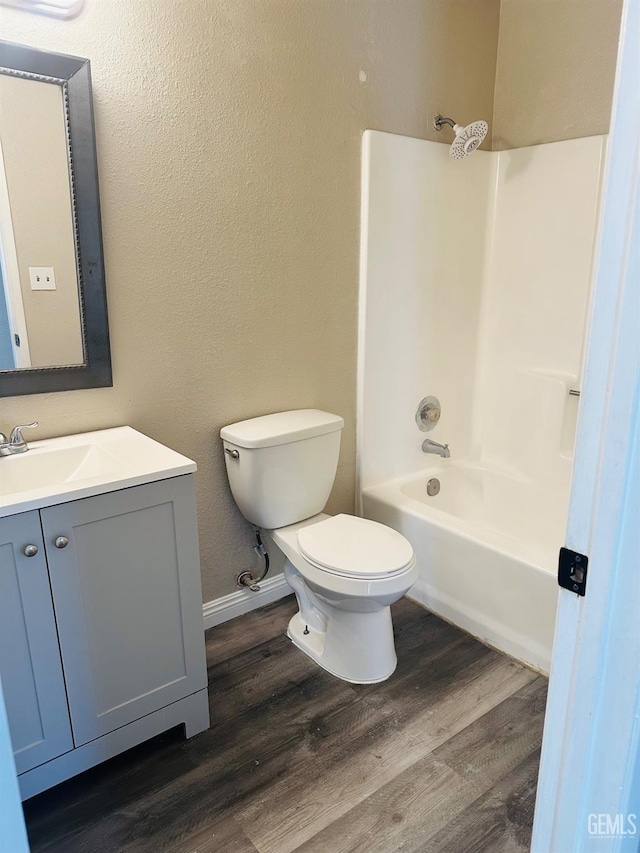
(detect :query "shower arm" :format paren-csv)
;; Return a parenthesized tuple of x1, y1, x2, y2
(433, 115, 457, 132)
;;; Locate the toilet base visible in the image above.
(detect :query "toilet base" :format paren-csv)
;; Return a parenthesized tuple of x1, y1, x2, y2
(286, 608, 397, 685)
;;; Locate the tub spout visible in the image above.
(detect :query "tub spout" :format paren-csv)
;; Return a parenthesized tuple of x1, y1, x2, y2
(422, 438, 450, 458)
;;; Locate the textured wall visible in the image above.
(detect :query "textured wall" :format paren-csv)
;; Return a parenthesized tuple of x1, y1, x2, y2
(492, 0, 623, 149)
(0, 74, 84, 367)
(0, 0, 500, 602)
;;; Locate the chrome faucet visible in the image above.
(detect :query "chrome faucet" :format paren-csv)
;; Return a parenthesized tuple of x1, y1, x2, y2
(0, 422, 39, 456)
(422, 438, 450, 458)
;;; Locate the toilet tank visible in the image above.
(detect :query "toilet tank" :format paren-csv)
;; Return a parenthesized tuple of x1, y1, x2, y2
(220, 409, 344, 529)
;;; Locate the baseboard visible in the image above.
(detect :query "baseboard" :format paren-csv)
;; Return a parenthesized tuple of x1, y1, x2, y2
(202, 573, 292, 630)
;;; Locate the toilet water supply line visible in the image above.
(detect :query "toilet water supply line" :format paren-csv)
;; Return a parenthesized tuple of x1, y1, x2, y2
(237, 527, 270, 591)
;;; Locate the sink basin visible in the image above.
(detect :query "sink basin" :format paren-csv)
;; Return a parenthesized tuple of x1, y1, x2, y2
(0, 444, 120, 498)
(0, 427, 196, 517)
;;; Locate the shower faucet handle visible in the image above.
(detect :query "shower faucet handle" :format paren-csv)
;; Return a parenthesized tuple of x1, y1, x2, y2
(416, 397, 441, 432)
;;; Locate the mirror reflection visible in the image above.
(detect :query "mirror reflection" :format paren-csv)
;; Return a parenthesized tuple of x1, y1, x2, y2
(0, 72, 84, 371)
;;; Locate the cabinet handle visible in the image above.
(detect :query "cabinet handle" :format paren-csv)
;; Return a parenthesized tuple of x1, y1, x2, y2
(54, 536, 69, 549)
(23, 544, 39, 557)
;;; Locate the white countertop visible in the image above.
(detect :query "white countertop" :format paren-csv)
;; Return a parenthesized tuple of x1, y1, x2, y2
(0, 426, 196, 518)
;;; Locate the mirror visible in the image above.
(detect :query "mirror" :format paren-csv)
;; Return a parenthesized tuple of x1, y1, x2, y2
(0, 41, 111, 396)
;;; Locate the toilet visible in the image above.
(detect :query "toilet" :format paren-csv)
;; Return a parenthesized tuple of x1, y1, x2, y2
(220, 409, 417, 683)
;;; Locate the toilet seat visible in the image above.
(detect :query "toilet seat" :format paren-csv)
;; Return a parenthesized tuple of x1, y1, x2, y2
(297, 514, 414, 580)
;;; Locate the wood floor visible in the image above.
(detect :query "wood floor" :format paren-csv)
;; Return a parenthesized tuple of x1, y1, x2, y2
(24, 597, 547, 853)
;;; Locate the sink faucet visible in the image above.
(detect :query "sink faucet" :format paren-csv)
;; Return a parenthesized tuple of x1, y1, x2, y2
(422, 438, 450, 458)
(0, 422, 39, 456)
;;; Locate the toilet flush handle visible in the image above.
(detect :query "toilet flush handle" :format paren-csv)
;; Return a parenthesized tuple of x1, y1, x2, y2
(224, 447, 239, 459)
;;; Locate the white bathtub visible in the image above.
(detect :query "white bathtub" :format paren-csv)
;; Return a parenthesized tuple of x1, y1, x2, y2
(362, 463, 561, 673)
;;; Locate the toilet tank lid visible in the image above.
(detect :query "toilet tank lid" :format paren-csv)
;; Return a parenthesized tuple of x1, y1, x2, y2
(220, 409, 344, 449)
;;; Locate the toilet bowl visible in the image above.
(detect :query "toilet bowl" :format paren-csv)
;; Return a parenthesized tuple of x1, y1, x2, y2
(220, 409, 417, 683)
(271, 514, 418, 683)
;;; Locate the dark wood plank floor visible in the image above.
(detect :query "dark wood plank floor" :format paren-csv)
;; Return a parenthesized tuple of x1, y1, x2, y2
(23, 597, 547, 853)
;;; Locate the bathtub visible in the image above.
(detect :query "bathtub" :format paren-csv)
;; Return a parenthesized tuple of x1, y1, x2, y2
(362, 462, 561, 673)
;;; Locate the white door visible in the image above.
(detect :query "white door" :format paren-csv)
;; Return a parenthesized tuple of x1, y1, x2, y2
(42, 477, 207, 746)
(0, 675, 28, 853)
(0, 512, 73, 774)
(532, 0, 640, 848)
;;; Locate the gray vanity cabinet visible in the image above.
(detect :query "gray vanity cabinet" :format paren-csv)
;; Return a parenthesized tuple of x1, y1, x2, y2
(41, 475, 207, 746)
(0, 512, 73, 774)
(0, 472, 209, 799)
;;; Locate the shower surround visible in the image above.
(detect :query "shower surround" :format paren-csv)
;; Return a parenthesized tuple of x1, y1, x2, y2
(358, 130, 606, 672)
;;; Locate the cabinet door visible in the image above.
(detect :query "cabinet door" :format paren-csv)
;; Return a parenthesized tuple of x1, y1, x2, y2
(42, 475, 207, 746)
(0, 512, 73, 773)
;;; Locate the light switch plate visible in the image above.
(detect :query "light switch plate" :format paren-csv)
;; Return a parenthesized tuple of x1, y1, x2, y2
(29, 266, 56, 291)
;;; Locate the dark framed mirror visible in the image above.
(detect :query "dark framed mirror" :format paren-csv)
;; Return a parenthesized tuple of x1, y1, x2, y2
(0, 41, 111, 397)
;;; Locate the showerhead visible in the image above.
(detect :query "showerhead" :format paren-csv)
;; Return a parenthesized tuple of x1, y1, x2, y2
(433, 114, 489, 160)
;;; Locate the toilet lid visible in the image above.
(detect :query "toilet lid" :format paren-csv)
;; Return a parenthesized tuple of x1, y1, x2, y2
(297, 514, 414, 578)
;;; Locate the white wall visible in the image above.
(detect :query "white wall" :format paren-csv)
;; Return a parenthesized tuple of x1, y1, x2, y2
(476, 137, 606, 485)
(358, 131, 493, 492)
(359, 132, 606, 504)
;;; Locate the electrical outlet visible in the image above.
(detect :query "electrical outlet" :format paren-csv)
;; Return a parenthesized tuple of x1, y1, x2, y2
(29, 266, 56, 291)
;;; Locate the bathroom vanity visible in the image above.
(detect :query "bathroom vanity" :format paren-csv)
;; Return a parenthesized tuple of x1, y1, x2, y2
(0, 428, 210, 799)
